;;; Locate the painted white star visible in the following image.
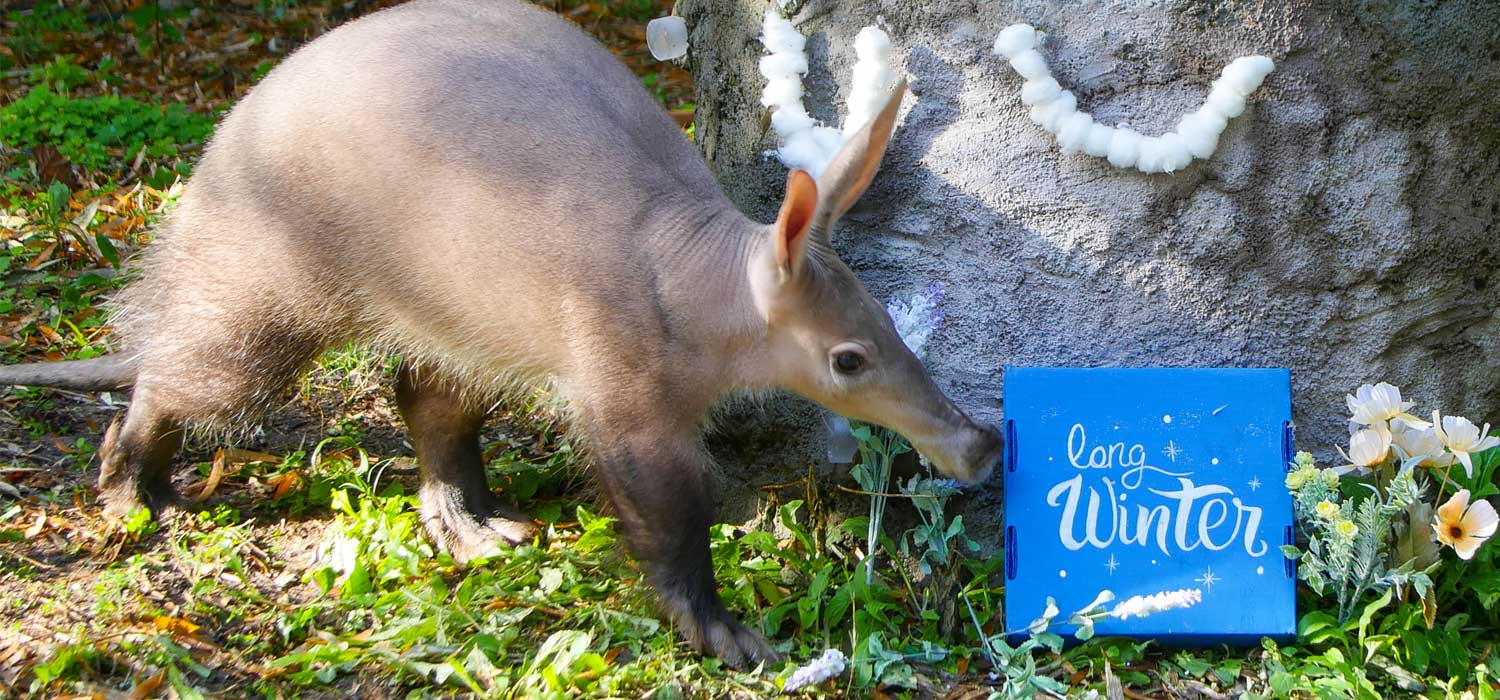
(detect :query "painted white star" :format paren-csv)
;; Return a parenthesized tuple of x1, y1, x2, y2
(1248, 476, 1263, 491)
(1195, 566, 1220, 590)
(1162, 440, 1182, 462)
(1105, 553, 1120, 576)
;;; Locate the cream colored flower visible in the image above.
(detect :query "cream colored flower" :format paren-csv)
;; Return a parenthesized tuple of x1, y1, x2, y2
(1334, 427, 1391, 474)
(1315, 500, 1340, 519)
(1334, 520, 1359, 540)
(1346, 382, 1414, 425)
(1319, 468, 1341, 487)
(1285, 469, 1309, 491)
(1431, 411, 1500, 477)
(1433, 489, 1498, 560)
(1390, 418, 1455, 468)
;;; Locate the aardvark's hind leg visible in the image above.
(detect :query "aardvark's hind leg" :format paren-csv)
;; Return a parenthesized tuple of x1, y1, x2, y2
(395, 363, 537, 563)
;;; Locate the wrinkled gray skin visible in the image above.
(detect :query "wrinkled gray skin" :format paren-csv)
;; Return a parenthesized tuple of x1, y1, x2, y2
(0, 0, 1004, 667)
(680, 0, 1500, 538)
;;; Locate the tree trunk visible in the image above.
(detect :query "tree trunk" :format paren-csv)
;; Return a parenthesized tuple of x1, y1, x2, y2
(679, 0, 1500, 526)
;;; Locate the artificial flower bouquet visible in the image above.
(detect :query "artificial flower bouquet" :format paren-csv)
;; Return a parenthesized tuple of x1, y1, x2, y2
(1283, 382, 1499, 624)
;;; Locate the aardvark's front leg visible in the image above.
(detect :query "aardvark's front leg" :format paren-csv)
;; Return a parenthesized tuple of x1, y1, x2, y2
(582, 405, 778, 669)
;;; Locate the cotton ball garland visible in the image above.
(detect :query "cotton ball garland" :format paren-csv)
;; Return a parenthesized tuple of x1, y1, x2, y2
(992, 22, 1274, 174)
(1030, 90, 1076, 133)
(1106, 128, 1143, 168)
(992, 23, 1036, 59)
(1009, 49, 1050, 81)
(1083, 122, 1115, 157)
(845, 26, 896, 135)
(758, 10, 900, 177)
(1020, 76, 1062, 106)
(1056, 112, 1093, 153)
(760, 11, 805, 55)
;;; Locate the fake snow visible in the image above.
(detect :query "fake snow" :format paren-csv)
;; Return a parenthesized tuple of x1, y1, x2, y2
(994, 23, 1274, 174)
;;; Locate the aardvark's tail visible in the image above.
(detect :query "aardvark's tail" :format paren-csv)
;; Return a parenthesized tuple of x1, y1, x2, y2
(0, 355, 137, 392)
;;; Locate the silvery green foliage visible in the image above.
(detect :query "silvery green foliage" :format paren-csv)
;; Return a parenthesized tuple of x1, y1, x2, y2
(899, 474, 976, 576)
(849, 422, 910, 584)
(847, 284, 947, 581)
(886, 284, 945, 362)
(1282, 464, 1436, 623)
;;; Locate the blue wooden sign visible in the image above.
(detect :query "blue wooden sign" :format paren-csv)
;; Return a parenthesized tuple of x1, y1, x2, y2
(1002, 367, 1296, 644)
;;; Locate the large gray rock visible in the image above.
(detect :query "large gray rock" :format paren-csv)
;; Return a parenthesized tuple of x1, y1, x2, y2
(679, 0, 1500, 524)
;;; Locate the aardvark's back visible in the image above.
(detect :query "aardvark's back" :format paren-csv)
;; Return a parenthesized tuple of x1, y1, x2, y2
(128, 0, 727, 388)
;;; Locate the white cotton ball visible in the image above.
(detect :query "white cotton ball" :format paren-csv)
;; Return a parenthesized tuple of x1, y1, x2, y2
(759, 52, 809, 81)
(1083, 122, 1115, 157)
(771, 103, 815, 137)
(811, 125, 845, 162)
(993, 24, 1037, 59)
(761, 12, 806, 55)
(1136, 135, 1166, 173)
(1030, 91, 1077, 133)
(1189, 106, 1228, 134)
(761, 76, 804, 107)
(1218, 55, 1275, 97)
(1056, 112, 1094, 153)
(1205, 84, 1247, 119)
(1175, 112, 1221, 159)
(854, 26, 892, 61)
(1157, 132, 1193, 172)
(777, 130, 826, 175)
(1106, 127, 1143, 168)
(1008, 49, 1050, 81)
(1020, 76, 1062, 106)
(851, 61, 894, 95)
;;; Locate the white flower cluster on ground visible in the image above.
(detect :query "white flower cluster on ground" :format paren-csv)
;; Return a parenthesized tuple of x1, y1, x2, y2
(782, 648, 847, 692)
(992, 23, 1274, 173)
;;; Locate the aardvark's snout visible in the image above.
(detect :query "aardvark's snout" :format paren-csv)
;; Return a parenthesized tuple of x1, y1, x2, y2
(910, 417, 1004, 485)
(954, 421, 1005, 484)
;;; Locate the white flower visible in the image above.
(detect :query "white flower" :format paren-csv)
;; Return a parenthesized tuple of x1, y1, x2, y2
(1333, 426, 1391, 475)
(1433, 489, 1499, 561)
(886, 285, 944, 361)
(1109, 588, 1203, 620)
(1078, 590, 1115, 614)
(782, 648, 847, 692)
(1345, 382, 1414, 425)
(1390, 418, 1454, 468)
(1431, 411, 1500, 477)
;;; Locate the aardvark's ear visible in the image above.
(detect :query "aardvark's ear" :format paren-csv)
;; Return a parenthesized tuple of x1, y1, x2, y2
(814, 77, 907, 233)
(773, 168, 818, 281)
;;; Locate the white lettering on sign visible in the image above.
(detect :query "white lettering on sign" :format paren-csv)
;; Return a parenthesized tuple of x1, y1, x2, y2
(1047, 424, 1267, 557)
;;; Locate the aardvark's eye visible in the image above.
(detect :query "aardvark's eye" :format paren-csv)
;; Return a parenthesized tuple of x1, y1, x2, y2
(834, 350, 865, 375)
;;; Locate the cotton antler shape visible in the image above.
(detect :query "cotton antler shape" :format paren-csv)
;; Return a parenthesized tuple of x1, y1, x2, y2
(759, 11, 897, 177)
(993, 23, 1274, 174)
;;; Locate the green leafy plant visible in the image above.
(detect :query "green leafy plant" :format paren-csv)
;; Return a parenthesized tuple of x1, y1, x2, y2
(1, 84, 215, 173)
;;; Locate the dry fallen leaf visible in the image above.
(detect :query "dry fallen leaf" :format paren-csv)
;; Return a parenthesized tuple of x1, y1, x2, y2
(153, 615, 202, 638)
(23, 513, 45, 539)
(196, 449, 230, 501)
(128, 672, 165, 700)
(270, 471, 302, 499)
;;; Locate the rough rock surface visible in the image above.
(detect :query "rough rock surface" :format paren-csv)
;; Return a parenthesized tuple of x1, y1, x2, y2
(677, 0, 1500, 528)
